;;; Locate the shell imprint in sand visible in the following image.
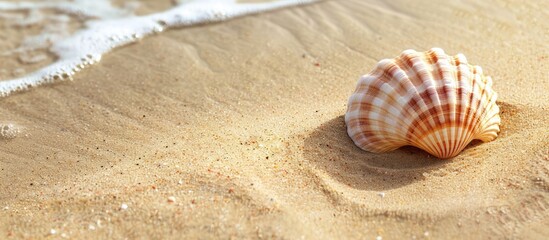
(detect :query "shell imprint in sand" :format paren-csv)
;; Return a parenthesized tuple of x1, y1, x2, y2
(345, 48, 501, 159)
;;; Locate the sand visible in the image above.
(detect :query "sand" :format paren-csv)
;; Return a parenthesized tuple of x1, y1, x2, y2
(1, 0, 548, 239)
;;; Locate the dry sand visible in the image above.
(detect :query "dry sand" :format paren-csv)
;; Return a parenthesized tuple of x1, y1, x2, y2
(1, 0, 548, 239)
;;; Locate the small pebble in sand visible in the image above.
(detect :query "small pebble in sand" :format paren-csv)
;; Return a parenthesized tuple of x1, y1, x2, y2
(424, 231, 430, 237)
(167, 196, 176, 203)
(0, 123, 20, 139)
(378, 192, 385, 198)
(376, 236, 382, 240)
(88, 224, 96, 230)
(3, 206, 8, 210)
(178, 179, 183, 185)
(49, 229, 57, 235)
(120, 203, 128, 210)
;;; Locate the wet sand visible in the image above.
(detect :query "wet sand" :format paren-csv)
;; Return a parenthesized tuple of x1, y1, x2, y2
(1, 0, 548, 239)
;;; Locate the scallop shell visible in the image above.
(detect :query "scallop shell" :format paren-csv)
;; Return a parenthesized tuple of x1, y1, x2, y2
(345, 48, 500, 159)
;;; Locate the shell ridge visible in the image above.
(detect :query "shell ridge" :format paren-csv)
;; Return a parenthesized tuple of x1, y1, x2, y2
(459, 91, 478, 154)
(419, 132, 440, 157)
(476, 97, 500, 141)
(468, 68, 492, 141)
(364, 65, 411, 148)
(449, 65, 463, 156)
(423, 49, 446, 124)
(432, 48, 458, 156)
(346, 72, 407, 153)
(408, 50, 452, 155)
(376, 63, 419, 134)
(384, 57, 435, 140)
(455, 68, 473, 155)
(410, 55, 441, 129)
(395, 53, 440, 142)
(384, 60, 434, 137)
(439, 60, 476, 157)
(460, 90, 486, 154)
(470, 74, 493, 141)
(454, 59, 474, 155)
(398, 51, 434, 117)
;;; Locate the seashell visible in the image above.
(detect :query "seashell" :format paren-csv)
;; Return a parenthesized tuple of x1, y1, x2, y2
(345, 48, 500, 159)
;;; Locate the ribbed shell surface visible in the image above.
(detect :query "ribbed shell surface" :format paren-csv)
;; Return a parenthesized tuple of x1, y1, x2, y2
(345, 48, 501, 159)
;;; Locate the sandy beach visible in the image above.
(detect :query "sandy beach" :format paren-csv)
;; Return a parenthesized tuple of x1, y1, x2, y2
(1, 0, 548, 239)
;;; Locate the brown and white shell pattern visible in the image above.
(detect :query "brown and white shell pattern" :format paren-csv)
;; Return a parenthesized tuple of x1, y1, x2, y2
(345, 48, 501, 159)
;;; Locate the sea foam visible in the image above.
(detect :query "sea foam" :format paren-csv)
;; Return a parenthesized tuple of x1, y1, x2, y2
(0, 0, 316, 97)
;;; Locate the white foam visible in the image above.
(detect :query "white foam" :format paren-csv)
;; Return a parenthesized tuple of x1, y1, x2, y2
(0, 0, 317, 97)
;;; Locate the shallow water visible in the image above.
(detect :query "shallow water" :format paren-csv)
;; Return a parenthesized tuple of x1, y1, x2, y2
(0, 0, 316, 97)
